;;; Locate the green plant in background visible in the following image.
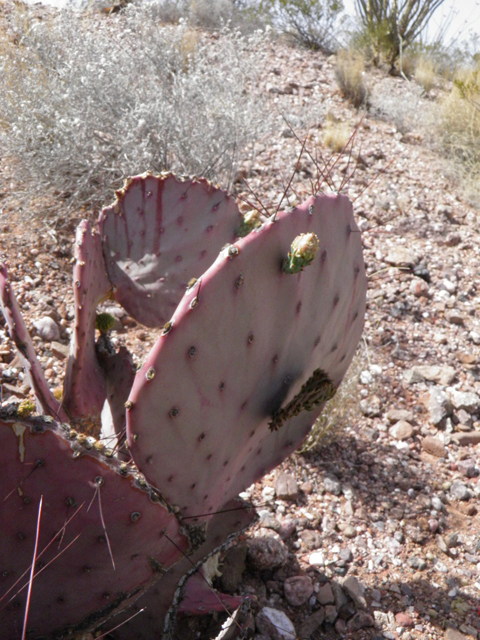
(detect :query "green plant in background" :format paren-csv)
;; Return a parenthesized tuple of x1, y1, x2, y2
(259, 0, 344, 52)
(354, 0, 446, 71)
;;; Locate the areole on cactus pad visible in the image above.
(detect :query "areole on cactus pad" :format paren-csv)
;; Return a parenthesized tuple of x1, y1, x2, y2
(0, 172, 366, 639)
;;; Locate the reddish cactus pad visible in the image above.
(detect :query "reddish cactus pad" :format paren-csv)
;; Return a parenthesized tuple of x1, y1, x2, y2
(126, 194, 367, 522)
(62, 221, 111, 426)
(98, 173, 242, 328)
(0, 417, 189, 639)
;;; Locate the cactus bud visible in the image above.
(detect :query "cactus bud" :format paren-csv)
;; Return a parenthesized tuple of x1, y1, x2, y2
(283, 232, 320, 274)
(237, 210, 262, 237)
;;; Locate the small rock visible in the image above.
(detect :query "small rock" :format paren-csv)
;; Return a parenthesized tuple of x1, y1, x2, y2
(410, 277, 429, 297)
(299, 530, 322, 550)
(317, 582, 335, 605)
(360, 395, 382, 417)
(256, 607, 296, 640)
(298, 609, 325, 639)
(422, 435, 446, 458)
(405, 365, 456, 386)
(342, 575, 367, 610)
(51, 340, 70, 360)
(33, 316, 60, 342)
(387, 408, 414, 424)
(450, 481, 472, 501)
(395, 612, 415, 627)
(247, 537, 288, 571)
(456, 459, 477, 478)
(452, 431, 480, 446)
(384, 247, 416, 268)
(389, 420, 414, 440)
(283, 576, 313, 607)
(275, 472, 298, 501)
(324, 604, 338, 624)
(449, 390, 480, 413)
(323, 475, 342, 496)
(427, 388, 453, 426)
(347, 612, 375, 631)
(309, 551, 325, 566)
(446, 309, 464, 326)
(300, 481, 313, 495)
(407, 556, 427, 570)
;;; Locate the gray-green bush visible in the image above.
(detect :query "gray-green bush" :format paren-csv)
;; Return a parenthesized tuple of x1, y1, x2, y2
(0, 2, 269, 214)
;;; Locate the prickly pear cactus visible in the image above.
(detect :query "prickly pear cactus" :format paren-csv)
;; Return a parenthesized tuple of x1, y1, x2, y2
(126, 194, 366, 524)
(0, 416, 190, 639)
(98, 173, 243, 328)
(0, 172, 367, 640)
(62, 221, 111, 431)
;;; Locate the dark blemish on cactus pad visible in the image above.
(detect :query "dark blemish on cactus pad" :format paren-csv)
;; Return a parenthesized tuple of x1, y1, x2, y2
(190, 483, 196, 490)
(256, 448, 262, 456)
(346, 223, 352, 236)
(333, 294, 339, 307)
(340, 354, 346, 362)
(296, 302, 302, 314)
(17, 532, 26, 541)
(247, 333, 254, 345)
(272, 354, 279, 364)
(354, 265, 360, 278)
(206, 225, 214, 233)
(352, 311, 359, 321)
(235, 273, 244, 289)
(331, 344, 338, 352)
(83, 566, 91, 573)
(219, 382, 225, 391)
(169, 406, 179, 418)
(198, 432, 206, 442)
(177, 216, 184, 226)
(200, 249, 207, 259)
(314, 336, 321, 347)
(130, 512, 141, 523)
(262, 372, 297, 418)
(175, 255, 182, 263)
(223, 460, 229, 467)
(321, 250, 327, 264)
(249, 430, 255, 438)
(23, 496, 31, 505)
(188, 346, 196, 358)
(146, 367, 155, 381)
(240, 400, 248, 410)
(212, 202, 220, 211)
(206, 453, 212, 461)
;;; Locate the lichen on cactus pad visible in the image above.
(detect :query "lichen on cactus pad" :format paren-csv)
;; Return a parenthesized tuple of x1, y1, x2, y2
(98, 172, 243, 328)
(126, 193, 366, 524)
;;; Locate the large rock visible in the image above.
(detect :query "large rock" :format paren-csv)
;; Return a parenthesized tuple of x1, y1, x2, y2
(405, 365, 456, 386)
(422, 436, 446, 458)
(342, 575, 367, 610)
(389, 420, 414, 440)
(452, 432, 480, 446)
(275, 472, 298, 501)
(449, 389, 480, 413)
(247, 536, 288, 571)
(33, 316, 60, 342)
(283, 575, 314, 607)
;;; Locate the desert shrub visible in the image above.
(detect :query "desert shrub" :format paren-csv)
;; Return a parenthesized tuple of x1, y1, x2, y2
(335, 49, 368, 107)
(189, 0, 235, 27)
(368, 77, 427, 134)
(436, 65, 480, 205)
(354, 0, 447, 70)
(259, 0, 344, 52)
(322, 114, 350, 152)
(0, 2, 269, 214)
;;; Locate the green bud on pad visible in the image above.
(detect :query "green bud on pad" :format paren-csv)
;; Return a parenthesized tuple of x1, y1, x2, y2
(95, 312, 115, 334)
(283, 232, 320, 274)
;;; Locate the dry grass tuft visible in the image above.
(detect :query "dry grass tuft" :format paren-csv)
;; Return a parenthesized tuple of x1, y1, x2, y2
(413, 55, 437, 93)
(322, 114, 351, 153)
(335, 49, 369, 108)
(436, 65, 480, 205)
